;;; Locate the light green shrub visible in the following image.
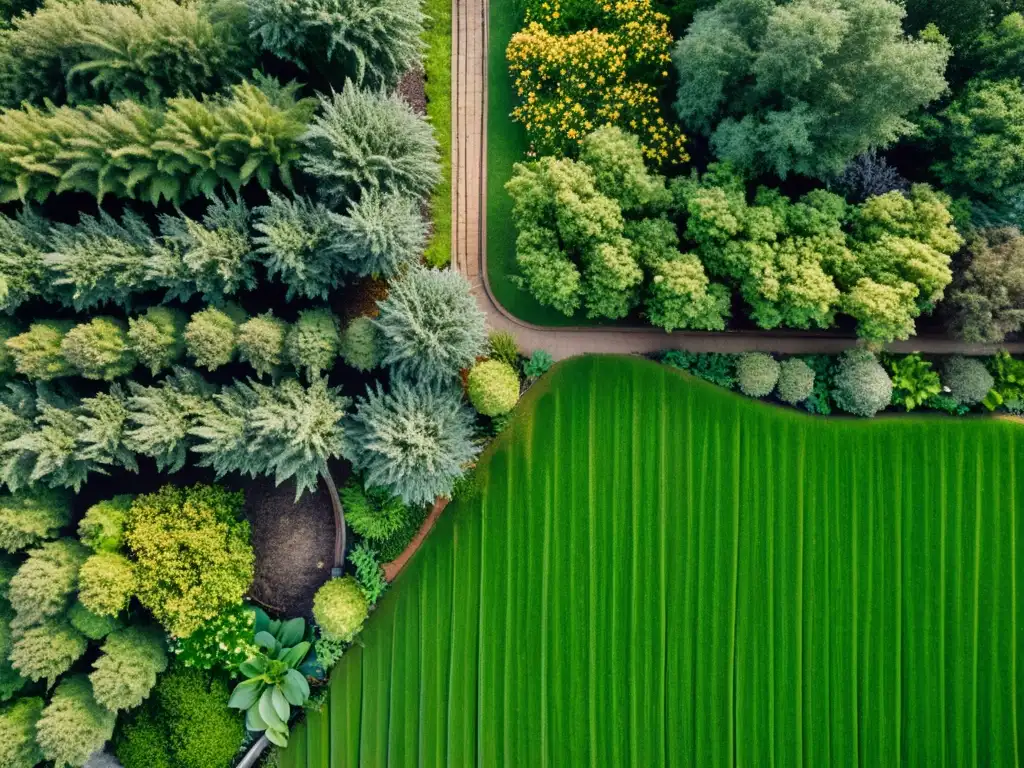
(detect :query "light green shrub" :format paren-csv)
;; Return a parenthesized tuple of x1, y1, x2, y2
(78, 495, 132, 552)
(237, 313, 288, 378)
(340, 316, 381, 372)
(127, 307, 187, 375)
(185, 306, 245, 371)
(0, 696, 44, 768)
(9, 620, 88, 684)
(467, 360, 520, 416)
(78, 551, 136, 617)
(0, 488, 70, 553)
(89, 626, 168, 712)
(736, 353, 780, 398)
(113, 705, 173, 768)
(0, 318, 20, 376)
(5, 321, 74, 380)
(340, 477, 409, 541)
(313, 576, 369, 642)
(168, 602, 256, 673)
(34, 675, 116, 767)
(67, 599, 121, 640)
(7, 539, 88, 628)
(286, 309, 340, 378)
(156, 667, 245, 768)
(775, 359, 816, 405)
(61, 317, 136, 380)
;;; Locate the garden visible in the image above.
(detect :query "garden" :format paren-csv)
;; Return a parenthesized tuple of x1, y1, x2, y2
(488, 0, 1024, 349)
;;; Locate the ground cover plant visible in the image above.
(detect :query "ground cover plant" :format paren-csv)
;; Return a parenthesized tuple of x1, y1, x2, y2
(276, 355, 1024, 766)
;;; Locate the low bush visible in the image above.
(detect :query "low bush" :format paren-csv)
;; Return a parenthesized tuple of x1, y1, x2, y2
(67, 600, 121, 641)
(340, 316, 382, 372)
(661, 350, 736, 389)
(184, 306, 245, 371)
(523, 349, 554, 379)
(943, 356, 995, 406)
(34, 675, 116, 767)
(887, 354, 942, 411)
(61, 317, 136, 380)
(9, 620, 88, 685)
(0, 488, 70, 553)
(89, 626, 168, 712)
(169, 602, 256, 673)
(5, 321, 74, 380)
(0, 696, 44, 768)
(156, 667, 245, 768)
(78, 552, 136, 618)
(77, 495, 132, 553)
(468, 360, 521, 416)
(832, 349, 893, 418)
(313, 577, 369, 642)
(736, 353, 780, 398)
(286, 309, 340, 378)
(114, 706, 173, 768)
(487, 331, 520, 369)
(372, 502, 428, 562)
(341, 478, 409, 542)
(775, 359, 815, 405)
(237, 313, 288, 378)
(127, 308, 187, 376)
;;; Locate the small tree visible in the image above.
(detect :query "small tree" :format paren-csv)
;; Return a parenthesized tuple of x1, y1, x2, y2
(344, 379, 478, 505)
(77, 495, 132, 552)
(34, 675, 116, 767)
(254, 194, 344, 301)
(184, 306, 245, 371)
(467, 360, 520, 416)
(237, 312, 288, 378)
(61, 317, 136, 380)
(312, 577, 368, 642)
(126, 369, 214, 473)
(89, 626, 168, 712)
(374, 265, 486, 385)
(77, 387, 138, 472)
(5, 321, 74, 380)
(945, 227, 1024, 343)
(736, 353, 780, 398)
(0, 488, 70, 553)
(336, 190, 428, 278)
(78, 551, 136, 617)
(286, 309, 340, 378)
(127, 307, 187, 375)
(340, 316, 382, 372)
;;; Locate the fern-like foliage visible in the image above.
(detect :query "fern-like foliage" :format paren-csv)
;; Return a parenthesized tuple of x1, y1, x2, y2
(300, 84, 440, 204)
(125, 368, 213, 473)
(336, 189, 427, 278)
(0, 0, 256, 108)
(0, 78, 316, 205)
(0, 209, 50, 312)
(343, 379, 478, 505)
(76, 386, 138, 473)
(248, 0, 423, 89)
(253, 193, 345, 300)
(374, 265, 486, 385)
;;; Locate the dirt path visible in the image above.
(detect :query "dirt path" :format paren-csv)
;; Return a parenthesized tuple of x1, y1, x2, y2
(450, 0, 1024, 358)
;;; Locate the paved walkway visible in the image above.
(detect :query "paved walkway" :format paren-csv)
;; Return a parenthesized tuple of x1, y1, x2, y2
(450, 0, 1024, 358)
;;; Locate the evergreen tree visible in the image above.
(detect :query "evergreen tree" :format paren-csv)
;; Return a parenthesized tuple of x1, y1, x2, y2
(126, 369, 214, 473)
(77, 386, 138, 473)
(254, 194, 344, 300)
(0, 488, 71, 553)
(184, 306, 246, 371)
(0, 210, 51, 313)
(9, 620, 88, 685)
(340, 316, 382, 371)
(89, 626, 168, 712)
(335, 190, 427, 278)
(127, 307, 187, 375)
(7, 538, 88, 630)
(237, 313, 288, 378)
(285, 309, 341, 378)
(6, 321, 74, 381)
(34, 675, 116, 766)
(0, 696, 43, 768)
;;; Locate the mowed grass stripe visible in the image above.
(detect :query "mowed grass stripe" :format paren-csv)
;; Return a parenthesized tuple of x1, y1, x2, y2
(283, 355, 1024, 767)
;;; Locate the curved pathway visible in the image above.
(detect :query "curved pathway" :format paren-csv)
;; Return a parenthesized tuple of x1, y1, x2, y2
(451, 0, 1024, 358)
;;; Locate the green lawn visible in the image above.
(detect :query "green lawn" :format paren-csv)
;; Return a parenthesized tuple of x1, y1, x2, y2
(423, 0, 452, 267)
(280, 355, 1024, 766)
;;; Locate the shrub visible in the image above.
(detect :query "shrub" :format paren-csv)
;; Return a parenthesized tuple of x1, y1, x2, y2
(248, 0, 423, 89)
(375, 265, 486, 385)
(468, 360, 520, 416)
(67, 600, 121, 641)
(0, 696, 44, 768)
(945, 227, 1024, 344)
(114, 706, 173, 768)
(349, 542, 386, 606)
(508, 0, 684, 162)
(127, 307, 187, 375)
(523, 349, 554, 379)
(832, 349, 893, 417)
(169, 602, 256, 673)
(662, 350, 737, 389)
(0, 0, 255, 107)
(237, 313, 288, 378)
(286, 309, 340, 378)
(0, 319, 20, 376)
(487, 331, 520, 369)
(340, 316, 382, 372)
(253, 194, 342, 301)
(185, 306, 245, 371)
(340, 477, 409, 541)
(155, 667, 245, 768)
(8, 538, 87, 628)
(886, 353, 942, 411)
(736, 353, 780, 398)
(9, 620, 88, 684)
(0, 488, 70, 553)
(34, 675, 116, 767)
(371, 501, 428, 562)
(832, 151, 910, 203)
(300, 85, 441, 203)
(335, 190, 428, 278)
(61, 317, 136, 380)
(125, 368, 213, 473)
(0, 79, 316, 205)
(344, 380, 478, 504)
(775, 359, 815, 405)
(78, 551, 136, 618)
(645, 253, 732, 332)
(90, 626, 168, 712)
(943, 356, 995, 406)
(78, 495, 132, 552)
(5, 321, 74, 380)
(124, 484, 253, 638)
(312, 577, 368, 641)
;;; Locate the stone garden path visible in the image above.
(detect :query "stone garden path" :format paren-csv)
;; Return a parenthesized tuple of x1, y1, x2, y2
(450, 0, 1024, 358)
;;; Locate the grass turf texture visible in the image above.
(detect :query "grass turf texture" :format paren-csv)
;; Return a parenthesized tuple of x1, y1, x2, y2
(423, 0, 452, 267)
(279, 355, 1024, 766)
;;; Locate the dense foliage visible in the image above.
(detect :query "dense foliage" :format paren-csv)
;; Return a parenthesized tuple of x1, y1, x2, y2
(312, 577, 368, 642)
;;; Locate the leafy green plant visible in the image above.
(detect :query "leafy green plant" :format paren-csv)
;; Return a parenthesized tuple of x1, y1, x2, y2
(832, 349, 893, 418)
(487, 331, 520, 368)
(985, 350, 1024, 410)
(885, 354, 942, 411)
(523, 349, 554, 379)
(34, 675, 116, 767)
(775, 358, 815, 405)
(67, 600, 121, 640)
(944, 355, 996, 407)
(170, 602, 256, 674)
(340, 477, 409, 542)
(228, 614, 312, 747)
(0, 696, 44, 768)
(77, 551, 136, 617)
(88, 625, 168, 712)
(349, 542, 387, 606)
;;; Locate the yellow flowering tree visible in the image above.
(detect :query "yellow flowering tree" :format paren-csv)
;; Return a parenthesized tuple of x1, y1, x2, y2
(507, 0, 686, 163)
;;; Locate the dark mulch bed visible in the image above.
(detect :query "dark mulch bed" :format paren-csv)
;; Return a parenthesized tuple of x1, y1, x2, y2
(242, 474, 338, 619)
(397, 66, 427, 115)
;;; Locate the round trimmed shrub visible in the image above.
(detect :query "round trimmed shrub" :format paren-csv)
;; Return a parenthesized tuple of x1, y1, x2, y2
(736, 353, 780, 398)
(156, 667, 245, 768)
(68, 600, 121, 640)
(237, 312, 288, 378)
(340, 316, 382, 372)
(313, 577, 369, 642)
(78, 551, 136, 617)
(775, 358, 816, 405)
(9, 620, 88, 684)
(78, 495, 133, 552)
(34, 675, 116, 767)
(128, 307, 187, 375)
(89, 626, 168, 712)
(341, 477, 409, 541)
(467, 359, 520, 416)
(61, 317, 136, 380)
(286, 309, 340, 378)
(5, 320, 74, 380)
(0, 696, 44, 768)
(184, 306, 244, 371)
(0, 488, 71, 553)
(832, 349, 893, 417)
(942, 355, 995, 406)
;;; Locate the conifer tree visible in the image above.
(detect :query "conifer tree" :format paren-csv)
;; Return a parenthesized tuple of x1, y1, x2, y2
(127, 307, 187, 375)
(61, 317, 136, 380)
(126, 369, 214, 473)
(335, 190, 427, 278)
(237, 313, 288, 378)
(286, 309, 341, 378)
